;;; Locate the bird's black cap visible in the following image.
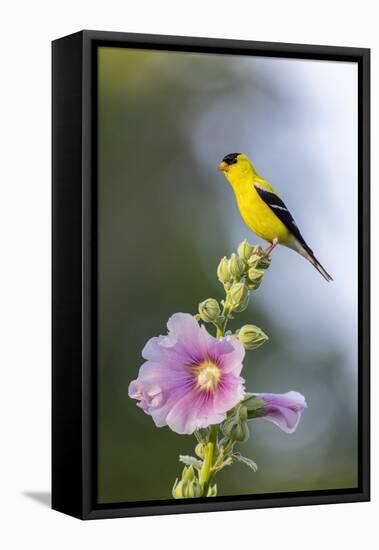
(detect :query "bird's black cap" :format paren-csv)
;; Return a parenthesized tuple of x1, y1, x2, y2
(222, 153, 240, 165)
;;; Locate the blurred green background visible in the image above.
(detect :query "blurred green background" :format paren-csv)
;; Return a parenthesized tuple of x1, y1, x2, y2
(97, 47, 358, 503)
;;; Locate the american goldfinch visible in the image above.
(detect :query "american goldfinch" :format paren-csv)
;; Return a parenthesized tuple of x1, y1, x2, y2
(218, 153, 333, 282)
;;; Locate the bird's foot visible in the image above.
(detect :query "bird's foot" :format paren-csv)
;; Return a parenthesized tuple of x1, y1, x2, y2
(261, 238, 279, 258)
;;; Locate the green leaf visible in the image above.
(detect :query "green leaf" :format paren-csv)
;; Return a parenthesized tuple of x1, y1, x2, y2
(232, 453, 258, 472)
(179, 455, 203, 469)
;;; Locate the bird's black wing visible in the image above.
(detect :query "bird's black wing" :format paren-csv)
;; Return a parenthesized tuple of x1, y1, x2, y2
(254, 184, 313, 255)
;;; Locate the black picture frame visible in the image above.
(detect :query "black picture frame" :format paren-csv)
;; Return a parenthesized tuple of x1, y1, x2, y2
(52, 30, 370, 520)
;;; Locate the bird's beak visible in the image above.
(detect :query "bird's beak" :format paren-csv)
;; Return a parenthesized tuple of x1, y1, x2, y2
(218, 161, 229, 172)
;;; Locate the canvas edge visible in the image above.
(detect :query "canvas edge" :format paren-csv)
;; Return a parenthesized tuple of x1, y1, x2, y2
(52, 31, 85, 519)
(52, 30, 370, 520)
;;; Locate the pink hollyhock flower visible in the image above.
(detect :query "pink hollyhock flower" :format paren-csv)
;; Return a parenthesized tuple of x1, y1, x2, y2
(253, 391, 307, 434)
(129, 313, 246, 435)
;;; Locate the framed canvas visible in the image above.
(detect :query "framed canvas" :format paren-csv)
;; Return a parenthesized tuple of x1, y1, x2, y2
(52, 30, 370, 520)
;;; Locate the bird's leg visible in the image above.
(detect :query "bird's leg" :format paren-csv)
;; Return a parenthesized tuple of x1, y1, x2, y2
(262, 237, 279, 257)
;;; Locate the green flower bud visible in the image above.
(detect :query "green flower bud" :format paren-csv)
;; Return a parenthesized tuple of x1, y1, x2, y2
(182, 465, 195, 482)
(239, 405, 248, 421)
(217, 256, 231, 284)
(248, 252, 271, 270)
(172, 479, 185, 498)
(229, 282, 249, 312)
(237, 324, 269, 350)
(186, 478, 203, 498)
(172, 465, 203, 499)
(229, 253, 245, 280)
(257, 255, 271, 270)
(195, 442, 206, 459)
(247, 253, 261, 268)
(247, 267, 265, 290)
(221, 414, 250, 442)
(172, 477, 203, 499)
(237, 240, 254, 262)
(206, 484, 218, 497)
(198, 298, 221, 323)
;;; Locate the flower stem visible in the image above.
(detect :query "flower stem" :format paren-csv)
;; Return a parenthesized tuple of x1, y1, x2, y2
(199, 424, 218, 495)
(216, 291, 231, 339)
(216, 325, 224, 338)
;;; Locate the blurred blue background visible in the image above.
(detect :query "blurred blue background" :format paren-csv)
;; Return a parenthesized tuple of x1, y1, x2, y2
(97, 47, 358, 503)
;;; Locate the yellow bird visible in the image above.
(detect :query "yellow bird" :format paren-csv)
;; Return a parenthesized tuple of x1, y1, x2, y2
(218, 153, 333, 282)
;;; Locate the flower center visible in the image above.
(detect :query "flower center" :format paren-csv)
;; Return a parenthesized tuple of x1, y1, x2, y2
(194, 359, 221, 392)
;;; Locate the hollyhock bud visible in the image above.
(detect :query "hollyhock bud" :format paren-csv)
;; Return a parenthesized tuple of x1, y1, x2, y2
(172, 465, 203, 498)
(229, 253, 245, 280)
(237, 324, 268, 350)
(182, 465, 195, 482)
(186, 479, 203, 498)
(195, 443, 206, 459)
(198, 298, 221, 324)
(206, 484, 217, 497)
(247, 253, 261, 268)
(257, 255, 271, 270)
(248, 251, 271, 271)
(239, 405, 248, 421)
(221, 408, 250, 442)
(229, 282, 249, 312)
(172, 478, 203, 498)
(217, 256, 231, 284)
(247, 267, 265, 290)
(237, 239, 254, 262)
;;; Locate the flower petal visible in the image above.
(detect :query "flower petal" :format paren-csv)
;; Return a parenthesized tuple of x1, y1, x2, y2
(166, 313, 211, 362)
(130, 313, 247, 434)
(142, 336, 186, 369)
(253, 391, 307, 434)
(213, 335, 245, 375)
(165, 389, 225, 435)
(213, 373, 246, 413)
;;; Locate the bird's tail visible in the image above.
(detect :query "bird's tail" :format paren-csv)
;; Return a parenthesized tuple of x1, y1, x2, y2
(306, 252, 333, 282)
(291, 239, 333, 282)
